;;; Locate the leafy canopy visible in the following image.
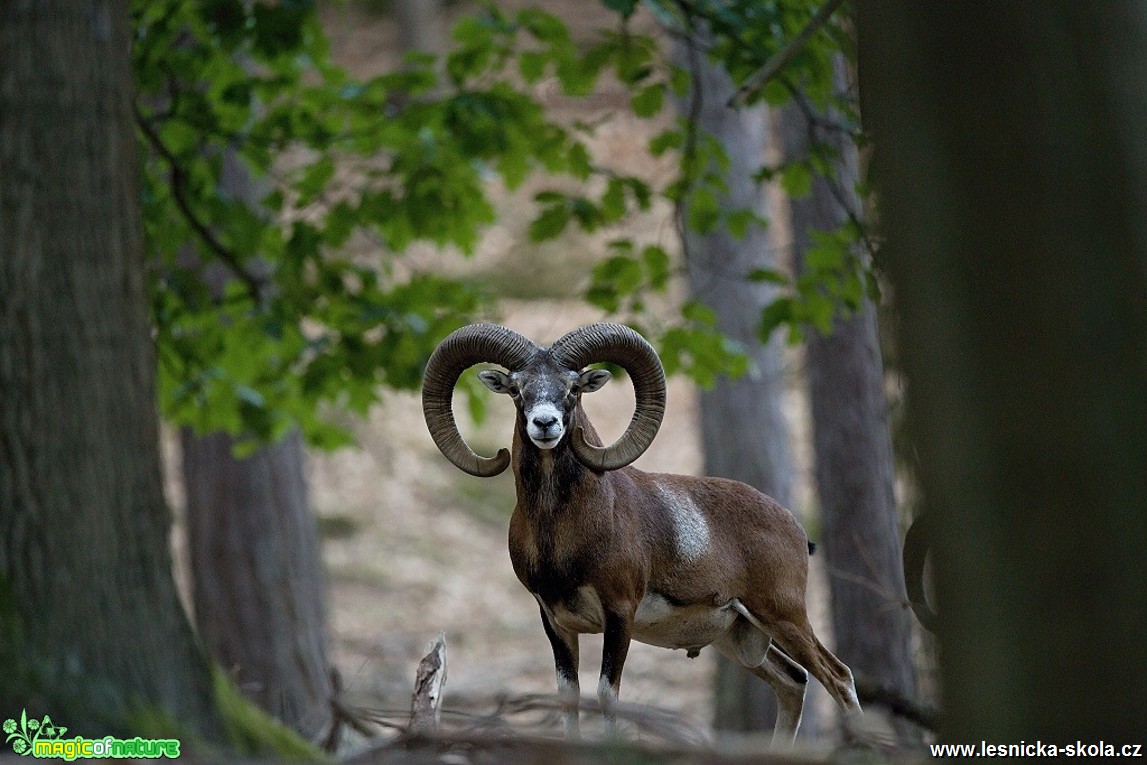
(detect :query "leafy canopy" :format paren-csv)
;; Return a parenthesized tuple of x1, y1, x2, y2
(133, 0, 865, 451)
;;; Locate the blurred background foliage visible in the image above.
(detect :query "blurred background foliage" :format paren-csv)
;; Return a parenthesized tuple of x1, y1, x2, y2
(133, 0, 866, 452)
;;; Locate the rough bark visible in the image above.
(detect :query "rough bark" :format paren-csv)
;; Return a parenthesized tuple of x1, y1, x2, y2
(182, 428, 333, 740)
(779, 74, 918, 739)
(675, 33, 794, 734)
(0, 0, 223, 738)
(855, 2, 1147, 741)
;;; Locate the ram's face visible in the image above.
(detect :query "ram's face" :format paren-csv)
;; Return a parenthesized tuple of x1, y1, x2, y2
(479, 362, 611, 450)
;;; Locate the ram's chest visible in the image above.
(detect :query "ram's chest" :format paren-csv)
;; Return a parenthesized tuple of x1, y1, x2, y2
(537, 586, 607, 634)
(513, 542, 603, 619)
(508, 500, 613, 603)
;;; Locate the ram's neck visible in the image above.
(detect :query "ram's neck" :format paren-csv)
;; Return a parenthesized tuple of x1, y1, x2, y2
(511, 405, 602, 515)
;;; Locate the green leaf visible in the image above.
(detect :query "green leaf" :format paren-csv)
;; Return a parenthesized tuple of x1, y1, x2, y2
(200, 0, 247, 49)
(668, 64, 691, 97)
(642, 244, 671, 290)
(567, 142, 593, 179)
(681, 300, 717, 327)
(631, 83, 665, 118)
(780, 162, 812, 198)
(602, 0, 638, 19)
(601, 177, 627, 221)
(727, 208, 763, 239)
(594, 255, 643, 294)
(686, 186, 720, 234)
(746, 268, 789, 285)
(805, 233, 846, 271)
(625, 177, 651, 210)
(528, 202, 571, 241)
(251, 0, 311, 59)
(518, 50, 547, 83)
(804, 292, 837, 334)
(649, 128, 682, 157)
(759, 297, 795, 342)
(762, 79, 790, 106)
(295, 155, 335, 207)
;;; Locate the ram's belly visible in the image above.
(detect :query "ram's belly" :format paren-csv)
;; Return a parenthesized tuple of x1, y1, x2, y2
(632, 593, 737, 650)
(539, 588, 737, 651)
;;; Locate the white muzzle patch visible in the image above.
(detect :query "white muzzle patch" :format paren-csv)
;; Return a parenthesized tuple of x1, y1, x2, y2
(525, 402, 564, 449)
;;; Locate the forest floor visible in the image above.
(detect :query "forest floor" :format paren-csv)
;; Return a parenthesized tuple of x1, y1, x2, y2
(165, 0, 903, 753)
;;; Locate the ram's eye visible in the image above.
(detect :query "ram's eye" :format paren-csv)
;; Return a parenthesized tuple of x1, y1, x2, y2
(508, 385, 521, 397)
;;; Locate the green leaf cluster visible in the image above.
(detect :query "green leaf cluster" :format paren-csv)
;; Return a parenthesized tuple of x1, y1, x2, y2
(133, 1, 615, 448)
(632, 0, 872, 355)
(756, 222, 877, 345)
(133, 0, 870, 444)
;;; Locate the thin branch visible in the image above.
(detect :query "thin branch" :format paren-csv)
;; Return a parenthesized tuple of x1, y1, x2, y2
(673, 0, 704, 266)
(133, 102, 267, 303)
(825, 564, 911, 613)
(729, 0, 847, 108)
(785, 80, 881, 261)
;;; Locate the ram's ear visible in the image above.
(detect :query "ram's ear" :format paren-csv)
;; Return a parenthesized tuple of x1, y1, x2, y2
(478, 369, 513, 394)
(577, 368, 612, 393)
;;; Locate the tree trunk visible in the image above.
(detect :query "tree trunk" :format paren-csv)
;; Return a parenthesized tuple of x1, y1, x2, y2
(779, 78, 919, 739)
(0, 0, 224, 738)
(181, 428, 332, 740)
(177, 141, 333, 740)
(675, 33, 794, 734)
(855, 2, 1147, 742)
(394, 0, 444, 58)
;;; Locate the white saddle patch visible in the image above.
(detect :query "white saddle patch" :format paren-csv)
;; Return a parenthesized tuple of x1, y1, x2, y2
(655, 483, 710, 561)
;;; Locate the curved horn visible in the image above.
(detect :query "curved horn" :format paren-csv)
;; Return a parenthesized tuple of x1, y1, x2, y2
(550, 323, 666, 471)
(422, 324, 537, 477)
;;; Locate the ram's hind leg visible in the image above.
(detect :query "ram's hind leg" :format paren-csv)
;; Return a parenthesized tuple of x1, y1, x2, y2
(713, 612, 807, 746)
(734, 599, 861, 718)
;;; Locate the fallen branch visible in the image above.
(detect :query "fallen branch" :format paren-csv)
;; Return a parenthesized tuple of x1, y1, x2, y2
(409, 631, 448, 734)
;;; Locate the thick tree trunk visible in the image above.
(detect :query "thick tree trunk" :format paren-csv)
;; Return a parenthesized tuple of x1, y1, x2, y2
(181, 428, 332, 740)
(0, 0, 224, 738)
(675, 34, 794, 734)
(855, 2, 1147, 741)
(780, 82, 918, 738)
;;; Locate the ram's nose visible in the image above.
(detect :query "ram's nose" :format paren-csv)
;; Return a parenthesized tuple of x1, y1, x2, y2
(532, 415, 558, 430)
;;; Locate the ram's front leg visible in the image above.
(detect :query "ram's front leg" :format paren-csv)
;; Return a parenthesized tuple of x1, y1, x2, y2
(598, 608, 634, 737)
(539, 604, 581, 738)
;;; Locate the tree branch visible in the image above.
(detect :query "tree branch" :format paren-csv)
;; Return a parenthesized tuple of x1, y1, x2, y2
(133, 103, 268, 303)
(785, 81, 881, 262)
(672, 0, 705, 266)
(729, 0, 846, 108)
